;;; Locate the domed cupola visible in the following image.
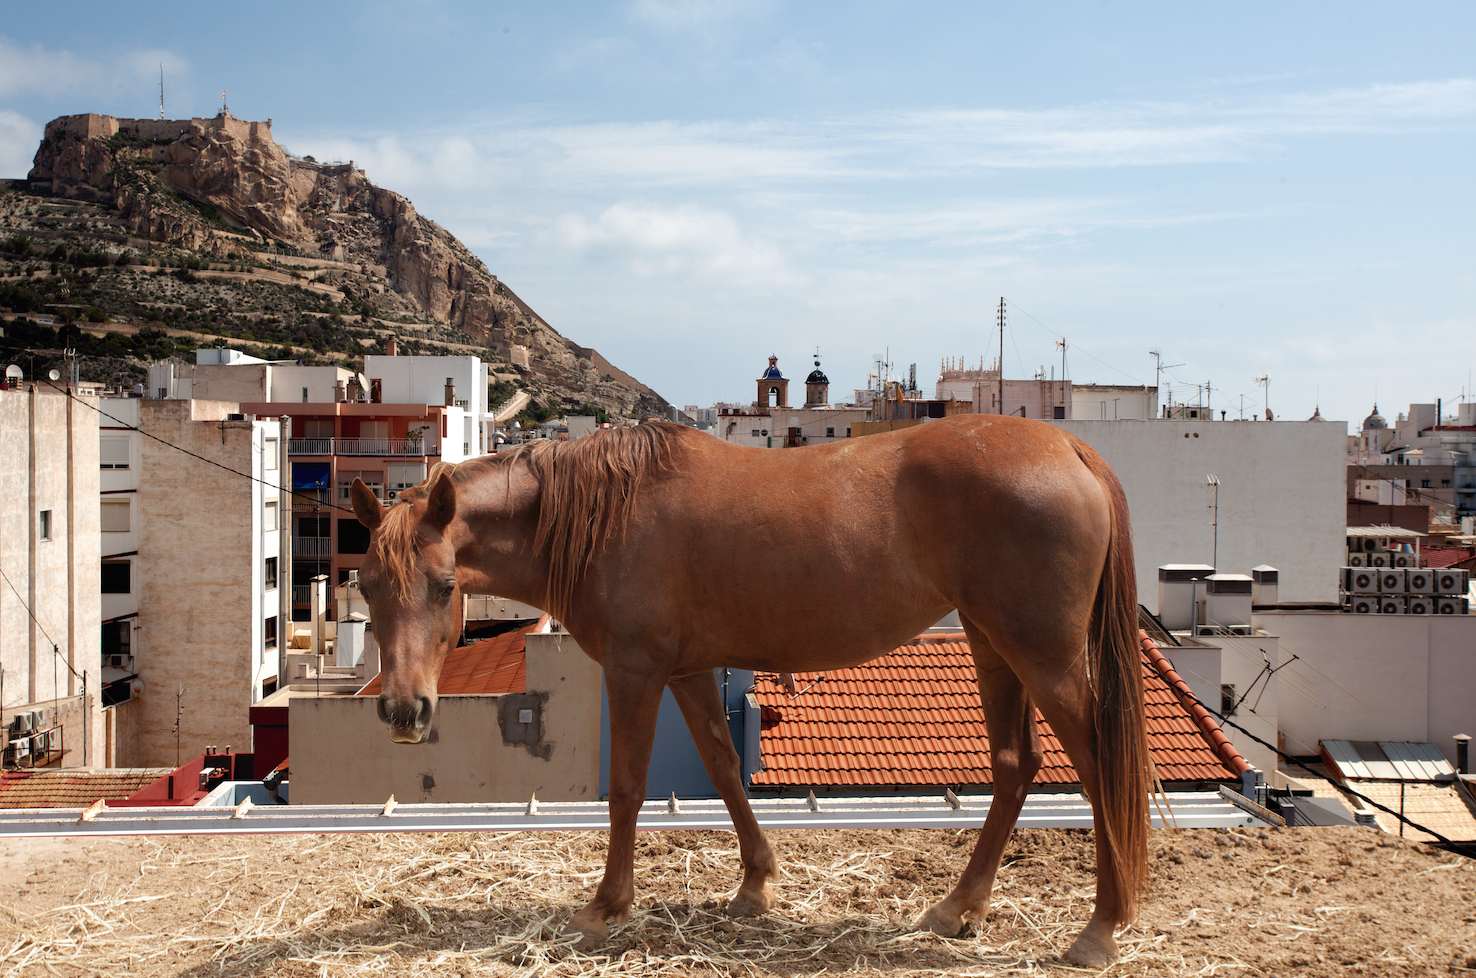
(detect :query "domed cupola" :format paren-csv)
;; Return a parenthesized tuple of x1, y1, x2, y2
(756, 355, 789, 409)
(1363, 403, 1387, 430)
(804, 353, 830, 407)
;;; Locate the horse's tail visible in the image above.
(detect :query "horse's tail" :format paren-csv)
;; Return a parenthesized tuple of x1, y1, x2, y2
(1074, 439, 1151, 921)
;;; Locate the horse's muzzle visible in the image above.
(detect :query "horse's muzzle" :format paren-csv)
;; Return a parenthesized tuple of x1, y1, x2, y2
(377, 693, 433, 744)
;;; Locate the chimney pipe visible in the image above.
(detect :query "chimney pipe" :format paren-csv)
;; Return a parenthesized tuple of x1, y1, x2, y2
(444, 377, 455, 407)
(1457, 733, 1471, 775)
(334, 379, 346, 403)
(386, 335, 398, 357)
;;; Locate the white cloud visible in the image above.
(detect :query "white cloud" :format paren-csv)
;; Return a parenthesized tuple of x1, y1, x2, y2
(555, 202, 793, 284)
(0, 35, 189, 99)
(0, 110, 40, 178)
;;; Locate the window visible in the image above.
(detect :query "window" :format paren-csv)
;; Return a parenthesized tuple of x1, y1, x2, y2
(264, 556, 278, 590)
(264, 437, 278, 471)
(264, 615, 278, 649)
(826, 427, 835, 438)
(337, 518, 370, 554)
(100, 499, 130, 533)
(264, 500, 278, 532)
(1220, 683, 1237, 717)
(101, 619, 132, 656)
(100, 436, 130, 469)
(38, 509, 52, 541)
(101, 559, 131, 594)
(1421, 479, 1432, 488)
(750, 429, 761, 438)
(1053, 405, 1067, 420)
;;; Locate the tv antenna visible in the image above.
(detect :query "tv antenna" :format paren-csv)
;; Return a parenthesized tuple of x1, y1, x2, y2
(158, 64, 165, 120)
(1254, 374, 1271, 420)
(996, 297, 1006, 414)
(1149, 349, 1183, 417)
(219, 89, 229, 115)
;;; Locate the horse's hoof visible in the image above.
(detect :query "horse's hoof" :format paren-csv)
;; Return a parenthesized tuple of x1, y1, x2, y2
(1064, 926, 1118, 967)
(915, 901, 966, 937)
(568, 912, 609, 951)
(725, 886, 772, 917)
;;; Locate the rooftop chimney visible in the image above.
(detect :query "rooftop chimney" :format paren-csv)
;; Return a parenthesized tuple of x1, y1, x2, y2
(1251, 565, 1279, 606)
(444, 377, 455, 407)
(1157, 564, 1214, 631)
(1204, 574, 1253, 631)
(1457, 733, 1471, 776)
(334, 379, 346, 403)
(386, 335, 398, 357)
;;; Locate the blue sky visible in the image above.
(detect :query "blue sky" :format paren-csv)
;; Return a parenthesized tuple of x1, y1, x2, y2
(2, 2, 1473, 425)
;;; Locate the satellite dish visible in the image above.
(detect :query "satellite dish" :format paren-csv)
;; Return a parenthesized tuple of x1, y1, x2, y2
(4, 364, 22, 380)
(48, 369, 61, 382)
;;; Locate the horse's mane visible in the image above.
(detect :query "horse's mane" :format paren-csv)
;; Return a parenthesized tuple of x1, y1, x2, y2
(371, 423, 685, 614)
(515, 421, 683, 617)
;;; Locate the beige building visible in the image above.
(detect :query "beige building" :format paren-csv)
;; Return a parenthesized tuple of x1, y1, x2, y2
(287, 621, 603, 804)
(106, 397, 290, 767)
(0, 382, 103, 769)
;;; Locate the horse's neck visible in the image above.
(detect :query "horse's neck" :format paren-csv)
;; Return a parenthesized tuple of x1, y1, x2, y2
(452, 458, 550, 609)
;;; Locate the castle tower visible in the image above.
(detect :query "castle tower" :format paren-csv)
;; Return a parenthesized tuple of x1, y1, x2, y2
(804, 353, 830, 407)
(756, 354, 788, 411)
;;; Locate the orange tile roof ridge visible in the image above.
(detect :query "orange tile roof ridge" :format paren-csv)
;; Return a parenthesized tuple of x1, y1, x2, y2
(1138, 630, 1251, 777)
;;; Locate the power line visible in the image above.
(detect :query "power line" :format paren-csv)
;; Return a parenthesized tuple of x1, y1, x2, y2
(38, 379, 355, 515)
(1010, 303, 1151, 386)
(0, 564, 83, 683)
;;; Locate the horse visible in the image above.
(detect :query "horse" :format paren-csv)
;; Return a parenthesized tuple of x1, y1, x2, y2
(346, 414, 1150, 967)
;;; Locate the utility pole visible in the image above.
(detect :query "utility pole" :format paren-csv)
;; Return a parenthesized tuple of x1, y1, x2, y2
(1204, 380, 1215, 416)
(996, 297, 1006, 415)
(1149, 349, 1184, 419)
(1255, 374, 1271, 420)
(1206, 475, 1221, 570)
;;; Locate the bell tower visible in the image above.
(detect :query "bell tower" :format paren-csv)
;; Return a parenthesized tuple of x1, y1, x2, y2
(756, 354, 788, 411)
(804, 350, 830, 407)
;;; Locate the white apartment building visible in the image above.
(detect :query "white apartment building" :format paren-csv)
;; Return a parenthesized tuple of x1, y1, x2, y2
(0, 382, 103, 769)
(149, 348, 351, 404)
(99, 396, 289, 767)
(365, 353, 489, 457)
(1350, 401, 1476, 519)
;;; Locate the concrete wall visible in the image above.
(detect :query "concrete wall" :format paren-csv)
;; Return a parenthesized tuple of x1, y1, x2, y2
(123, 400, 283, 766)
(1055, 420, 1347, 605)
(289, 630, 602, 804)
(1072, 385, 1158, 421)
(0, 387, 102, 766)
(1257, 610, 1476, 765)
(364, 355, 485, 455)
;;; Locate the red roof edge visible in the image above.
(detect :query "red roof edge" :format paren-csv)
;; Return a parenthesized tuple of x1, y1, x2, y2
(1138, 630, 1251, 777)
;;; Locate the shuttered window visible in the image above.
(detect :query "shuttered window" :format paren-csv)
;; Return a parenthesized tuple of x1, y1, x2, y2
(100, 436, 130, 469)
(100, 499, 130, 533)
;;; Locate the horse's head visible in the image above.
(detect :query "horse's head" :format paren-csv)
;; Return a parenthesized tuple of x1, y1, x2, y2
(349, 470, 464, 744)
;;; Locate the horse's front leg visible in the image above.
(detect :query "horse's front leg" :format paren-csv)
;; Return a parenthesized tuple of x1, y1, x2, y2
(569, 667, 663, 950)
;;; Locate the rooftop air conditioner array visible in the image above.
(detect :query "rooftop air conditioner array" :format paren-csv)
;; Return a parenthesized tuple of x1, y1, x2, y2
(1348, 596, 1377, 615)
(1378, 597, 1403, 615)
(1434, 597, 1470, 615)
(1378, 569, 1405, 593)
(1434, 569, 1470, 595)
(1406, 569, 1434, 594)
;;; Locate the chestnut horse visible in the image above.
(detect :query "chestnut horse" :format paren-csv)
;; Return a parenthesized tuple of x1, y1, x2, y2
(347, 414, 1149, 966)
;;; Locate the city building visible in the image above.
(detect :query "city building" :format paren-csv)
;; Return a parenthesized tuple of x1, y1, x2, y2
(715, 354, 868, 448)
(0, 381, 103, 769)
(99, 397, 289, 768)
(1348, 400, 1476, 522)
(363, 352, 490, 457)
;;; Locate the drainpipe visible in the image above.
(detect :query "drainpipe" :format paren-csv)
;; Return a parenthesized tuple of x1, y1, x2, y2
(1456, 733, 1471, 775)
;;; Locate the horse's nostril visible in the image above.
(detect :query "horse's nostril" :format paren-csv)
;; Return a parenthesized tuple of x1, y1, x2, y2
(376, 695, 391, 725)
(416, 695, 433, 728)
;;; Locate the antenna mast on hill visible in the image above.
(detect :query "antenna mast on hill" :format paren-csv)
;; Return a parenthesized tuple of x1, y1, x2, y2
(220, 89, 229, 115)
(996, 297, 1006, 414)
(158, 64, 165, 120)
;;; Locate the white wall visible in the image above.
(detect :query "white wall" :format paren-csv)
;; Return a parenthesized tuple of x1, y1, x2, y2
(365, 355, 486, 455)
(1072, 385, 1158, 421)
(265, 364, 349, 404)
(1161, 634, 1281, 776)
(1256, 610, 1476, 766)
(1055, 420, 1347, 605)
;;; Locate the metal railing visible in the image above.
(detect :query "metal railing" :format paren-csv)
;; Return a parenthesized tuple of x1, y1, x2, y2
(291, 584, 312, 605)
(289, 437, 435, 457)
(294, 536, 331, 559)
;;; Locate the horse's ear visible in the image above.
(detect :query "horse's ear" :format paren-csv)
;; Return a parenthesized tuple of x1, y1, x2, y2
(424, 468, 456, 531)
(349, 478, 383, 530)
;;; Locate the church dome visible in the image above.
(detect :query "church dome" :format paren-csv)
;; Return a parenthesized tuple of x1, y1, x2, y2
(760, 354, 784, 380)
(1362, 403, 1387, 430)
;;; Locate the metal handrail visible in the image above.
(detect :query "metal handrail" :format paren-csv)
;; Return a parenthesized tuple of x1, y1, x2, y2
(289, 437, 436, 456)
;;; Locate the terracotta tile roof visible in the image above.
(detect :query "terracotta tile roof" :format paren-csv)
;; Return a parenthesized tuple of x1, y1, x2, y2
(1420, 545, 1476, 569)
(0, 769, 171, 809)
(358, 619, 541, 697)
(750, 630, 1246, 789)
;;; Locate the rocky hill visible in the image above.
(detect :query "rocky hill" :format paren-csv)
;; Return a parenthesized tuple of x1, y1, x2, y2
(0, 111, 667, 419)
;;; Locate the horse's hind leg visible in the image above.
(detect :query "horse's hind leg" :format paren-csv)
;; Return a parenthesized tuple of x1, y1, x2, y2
(917, 623, 1041, 936)
(670, 671, 777, 915)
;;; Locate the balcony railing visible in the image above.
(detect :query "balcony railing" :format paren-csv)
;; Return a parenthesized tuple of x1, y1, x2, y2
(294, 536, 331, 559)
(290, 488, 329, 508)
(291, 584, 312, 606)
(289, 437, 436, 457)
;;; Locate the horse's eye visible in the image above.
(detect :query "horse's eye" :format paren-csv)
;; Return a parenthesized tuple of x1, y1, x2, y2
(434, 579, 455, 601)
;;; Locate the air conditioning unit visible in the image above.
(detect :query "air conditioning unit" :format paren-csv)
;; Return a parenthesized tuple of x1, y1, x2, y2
(107, 653, 130, 669)
(1406, 596, 1432, 616)
(7, 714, 30, 735)
(1377, 569, 1406, 593)
(7, 736, 30, 759)
(1406, 569, 1434, 594)
(1347, 568, 1379, 594)
(1350, 596, 1377, 614)
(1347, 553, 1367, 567)
(1378, 597, 1403, 615)
(1368, 552, 1390, 568)
(1434, 569, 1470, 595)
(1434, 596, 1469, 615)
(1391, 552, 1413, 568)
(1356, 536, 1379, 553)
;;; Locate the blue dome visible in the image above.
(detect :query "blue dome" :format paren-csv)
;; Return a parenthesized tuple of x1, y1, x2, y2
(762, 366, 785, 380)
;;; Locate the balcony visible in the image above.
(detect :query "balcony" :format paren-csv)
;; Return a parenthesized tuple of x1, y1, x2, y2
(294, 536, 331, 559)
(289, 437, 436, 457)
(291, 584, 312, 606)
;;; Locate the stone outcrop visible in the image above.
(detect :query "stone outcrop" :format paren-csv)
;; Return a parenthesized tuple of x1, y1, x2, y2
(26, 112, 667, 417)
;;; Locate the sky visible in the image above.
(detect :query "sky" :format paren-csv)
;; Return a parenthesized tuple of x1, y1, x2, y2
(2, 2, 1473, 427)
